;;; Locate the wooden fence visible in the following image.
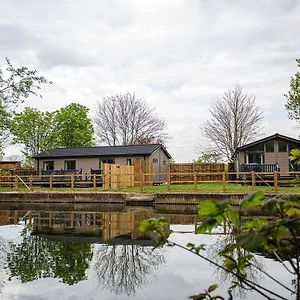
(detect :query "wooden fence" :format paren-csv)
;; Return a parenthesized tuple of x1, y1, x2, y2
(170, 163, 227, 183)
(0, 170, 298, 192)
(103, 163, 134, 190)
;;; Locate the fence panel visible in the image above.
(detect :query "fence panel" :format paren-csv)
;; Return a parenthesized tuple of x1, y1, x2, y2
(103, 164, 134, 190)
(170, 163, 225, 183)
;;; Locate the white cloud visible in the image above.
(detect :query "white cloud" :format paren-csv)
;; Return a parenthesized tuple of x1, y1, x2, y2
(1, 0, 300, 161)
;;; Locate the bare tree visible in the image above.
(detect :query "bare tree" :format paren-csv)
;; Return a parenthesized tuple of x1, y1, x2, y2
(202, 85, 263, 162)
(94, 93, 168, 145)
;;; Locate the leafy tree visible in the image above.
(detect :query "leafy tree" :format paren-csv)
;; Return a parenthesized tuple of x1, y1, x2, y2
(285, 59, 300, 121)
(193, 151, 223, 164)
(0, 58, 50, 154)
(10, 107, 57, 160)
(94, 93, 168, 146)
(203, 85, 263, 162)
(54, 103, 94, 148)
(140, 192, 300, 299)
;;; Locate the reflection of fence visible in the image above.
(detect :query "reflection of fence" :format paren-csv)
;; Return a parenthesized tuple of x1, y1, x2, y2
(0, 170, 299, 192)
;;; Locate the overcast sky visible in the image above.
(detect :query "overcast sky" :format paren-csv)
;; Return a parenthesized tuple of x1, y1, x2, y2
(1, 0, 300, 162)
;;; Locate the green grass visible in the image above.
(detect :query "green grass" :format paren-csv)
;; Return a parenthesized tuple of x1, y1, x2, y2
(1, 182, 300, 194)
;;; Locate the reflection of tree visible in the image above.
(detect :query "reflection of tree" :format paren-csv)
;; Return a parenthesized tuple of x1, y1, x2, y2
(0, 236, 9, 290)
(94, 244, 165, 295)
(205, 235, 263, 298)
(7, 228, 93, 285)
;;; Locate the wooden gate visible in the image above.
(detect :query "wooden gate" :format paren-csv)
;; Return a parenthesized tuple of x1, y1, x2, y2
(103, 163, 134, 190)
(133, 159, 153, 185)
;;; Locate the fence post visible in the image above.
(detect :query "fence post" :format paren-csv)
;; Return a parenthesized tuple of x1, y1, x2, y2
(93, 174, 97, 191)
(251, 171, 256, 191)
(140, 173, 144, 193)
(29, 175, 33, 191)
(274, 171, 278, 193)
(222, 171, 226, 192)
(71, 174, 74, 191)
(193, 172, 197, 190)
(15, 176, 18, 191)
(117, 173, 120, 191)
(50, 175, 53, 189)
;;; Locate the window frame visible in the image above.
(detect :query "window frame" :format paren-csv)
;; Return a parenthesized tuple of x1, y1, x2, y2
(43, 160, 54, 171)
(64, 160, 76, 170)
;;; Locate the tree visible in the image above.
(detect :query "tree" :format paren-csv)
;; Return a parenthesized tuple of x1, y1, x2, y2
(54, 103, 94, 148)
(140, 192, 300, 299)
(0, 58, 50, 154)
(10, 107, 57, 160)
(203, 85, 263, 162)
(193, 151, 223, 164)
(94, 93, 168, 146)
(285, 58, 300, 121)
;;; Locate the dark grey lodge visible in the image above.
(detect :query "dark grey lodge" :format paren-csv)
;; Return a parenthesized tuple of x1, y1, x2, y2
(232, 133, 300, 173)
(33, 144, 172, 175)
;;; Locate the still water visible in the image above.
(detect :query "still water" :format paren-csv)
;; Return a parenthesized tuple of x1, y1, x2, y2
(0, 203, 294, 300)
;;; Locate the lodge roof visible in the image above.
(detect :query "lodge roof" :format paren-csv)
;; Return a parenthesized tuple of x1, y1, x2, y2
(33, 144, 172, 159)
(232, 133, 300, 158)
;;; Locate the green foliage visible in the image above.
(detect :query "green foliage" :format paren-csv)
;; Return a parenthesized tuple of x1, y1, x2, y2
(285, 58, 300, 121)
(0, 58, 50, 154)
(289, 148, 300, 163)
(54, 103, 94, 148)
(189, 284, 224, 300)
(139, 218, 170, 247)
(193, 151, 223, 164)
(9, 103, 95, 158)
(140, 193, 300, 299)
(10, 107, 57, 158)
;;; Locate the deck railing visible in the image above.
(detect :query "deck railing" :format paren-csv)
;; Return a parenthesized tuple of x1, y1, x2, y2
(240, 163, 280, 173)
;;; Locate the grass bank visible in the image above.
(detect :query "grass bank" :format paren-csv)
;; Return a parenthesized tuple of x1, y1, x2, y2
(1, 182, 300, 194)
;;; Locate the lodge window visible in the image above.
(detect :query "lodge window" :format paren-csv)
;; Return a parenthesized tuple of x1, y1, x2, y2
(43, 161, 54, 170)
(246, 153, 264, 164)
(265, 142, 274, 152)
(278, 141, 287, 152)
(99, 158, 115, 169)
(64, 160, 76, 170)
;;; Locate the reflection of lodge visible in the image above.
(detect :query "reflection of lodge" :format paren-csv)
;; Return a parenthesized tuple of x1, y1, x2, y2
(1, 210, 169, 241)
(31, 210, 155, 241)
(0, 208, 200, 241)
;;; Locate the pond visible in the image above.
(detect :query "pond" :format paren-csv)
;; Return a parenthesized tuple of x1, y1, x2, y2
(0, 203, 294, 300)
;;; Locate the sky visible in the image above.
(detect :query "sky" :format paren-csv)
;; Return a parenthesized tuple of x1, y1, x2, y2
(0, 0, 300, 162)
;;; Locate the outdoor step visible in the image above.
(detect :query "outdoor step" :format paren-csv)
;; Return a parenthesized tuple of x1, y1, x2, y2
(126, 193, 155, 205)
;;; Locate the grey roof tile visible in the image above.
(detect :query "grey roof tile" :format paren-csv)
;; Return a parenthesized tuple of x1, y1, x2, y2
(33, 144, 172, 159)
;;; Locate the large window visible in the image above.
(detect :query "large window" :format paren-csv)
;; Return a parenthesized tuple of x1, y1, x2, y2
(64, 160, 76, 170)
(246, 153, 264, 164)
(43, 161, 54, 170)
(265, 142, 274, 152)
(278, 141, 287, 152)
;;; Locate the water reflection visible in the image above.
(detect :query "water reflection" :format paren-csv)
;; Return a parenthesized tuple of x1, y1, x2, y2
(94, 244, 165, 295)
(7, 228, 93, 285)
(0, 203, 198, 296)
